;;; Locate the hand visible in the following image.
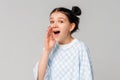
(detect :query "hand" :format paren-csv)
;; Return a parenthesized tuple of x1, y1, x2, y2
(44, 27, 56, 53)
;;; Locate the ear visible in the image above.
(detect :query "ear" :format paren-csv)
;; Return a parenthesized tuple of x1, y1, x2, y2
(70, 23, 75, 32)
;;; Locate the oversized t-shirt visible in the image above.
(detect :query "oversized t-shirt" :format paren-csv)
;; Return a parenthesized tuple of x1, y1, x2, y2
(33, 39, 93, 80)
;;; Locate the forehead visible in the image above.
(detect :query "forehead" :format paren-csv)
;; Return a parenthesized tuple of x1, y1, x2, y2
(50, 12, 68, 20)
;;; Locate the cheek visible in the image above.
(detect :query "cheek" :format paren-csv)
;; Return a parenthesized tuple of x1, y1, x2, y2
(61, 25, 71, 33)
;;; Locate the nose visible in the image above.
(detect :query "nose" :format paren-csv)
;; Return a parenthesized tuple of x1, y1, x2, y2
(50, 23, 58, 28)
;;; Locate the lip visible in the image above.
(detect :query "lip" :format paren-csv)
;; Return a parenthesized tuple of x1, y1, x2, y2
(53, 31, 60, 37)
(53, 31, 60, 34)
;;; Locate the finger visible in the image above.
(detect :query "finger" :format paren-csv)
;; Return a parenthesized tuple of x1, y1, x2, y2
(46, 27, 51, 37)
(47, 27, 53, 37)
(47, 27, 55, 40)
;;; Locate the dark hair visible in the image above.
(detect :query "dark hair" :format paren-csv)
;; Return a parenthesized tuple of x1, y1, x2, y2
(50, 6, 82, 34)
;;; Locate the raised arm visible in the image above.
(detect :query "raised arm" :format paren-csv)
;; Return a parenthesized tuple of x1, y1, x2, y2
(38, 27, 56, 80)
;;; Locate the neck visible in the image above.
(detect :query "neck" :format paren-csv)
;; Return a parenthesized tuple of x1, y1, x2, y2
(59, 36, 74, 45)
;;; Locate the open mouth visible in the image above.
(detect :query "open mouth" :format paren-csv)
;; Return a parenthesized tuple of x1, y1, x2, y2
(53, 31, 60, 35)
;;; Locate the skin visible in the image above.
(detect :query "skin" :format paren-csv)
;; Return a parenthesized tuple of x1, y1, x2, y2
(50, 11, 75, 45)
(38, 11, 75, 80)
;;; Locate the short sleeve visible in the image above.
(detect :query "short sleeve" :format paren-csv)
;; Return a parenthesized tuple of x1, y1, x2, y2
(33, 61, 51, 80)
(33, 62, 39, 80)
(33, 43, 58, 80)
(79, 43, 94, 80)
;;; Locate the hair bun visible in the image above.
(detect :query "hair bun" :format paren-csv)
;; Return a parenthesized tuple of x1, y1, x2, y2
(72, 6, 81, 16)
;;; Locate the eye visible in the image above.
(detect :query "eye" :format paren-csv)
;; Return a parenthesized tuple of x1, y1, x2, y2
(50, 20, 54, 24)
(59, 20, 64, 23)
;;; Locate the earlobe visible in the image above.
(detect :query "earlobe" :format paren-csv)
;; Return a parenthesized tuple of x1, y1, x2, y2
(70, 23, 75, 32)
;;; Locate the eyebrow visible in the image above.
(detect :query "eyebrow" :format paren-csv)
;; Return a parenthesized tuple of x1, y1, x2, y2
(49, 17, 66, 20)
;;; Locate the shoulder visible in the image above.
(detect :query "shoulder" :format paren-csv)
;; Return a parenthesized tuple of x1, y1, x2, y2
(74, 39, 92, 61)
(73, 39, 90, 56)
(74, 39, 89, 50)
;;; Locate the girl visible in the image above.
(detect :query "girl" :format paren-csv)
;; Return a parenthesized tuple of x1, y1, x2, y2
(33, 6, 93, 80)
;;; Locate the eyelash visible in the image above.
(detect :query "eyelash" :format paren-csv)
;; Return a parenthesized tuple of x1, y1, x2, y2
(59, 20, 63, 23)
(50, 20, 64, 24)
(50, 21, 54, 24)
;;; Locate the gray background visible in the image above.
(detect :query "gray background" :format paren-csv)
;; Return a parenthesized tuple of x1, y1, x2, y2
(0, 0, 120, 80)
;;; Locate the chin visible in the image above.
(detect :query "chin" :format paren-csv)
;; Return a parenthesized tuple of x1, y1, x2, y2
(54, 38, 59, 42)
(54, 38, 61, 43)
(55, 38, 66, 44)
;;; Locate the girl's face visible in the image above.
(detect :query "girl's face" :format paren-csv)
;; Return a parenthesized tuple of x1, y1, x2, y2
(49, 11, 75, 44)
